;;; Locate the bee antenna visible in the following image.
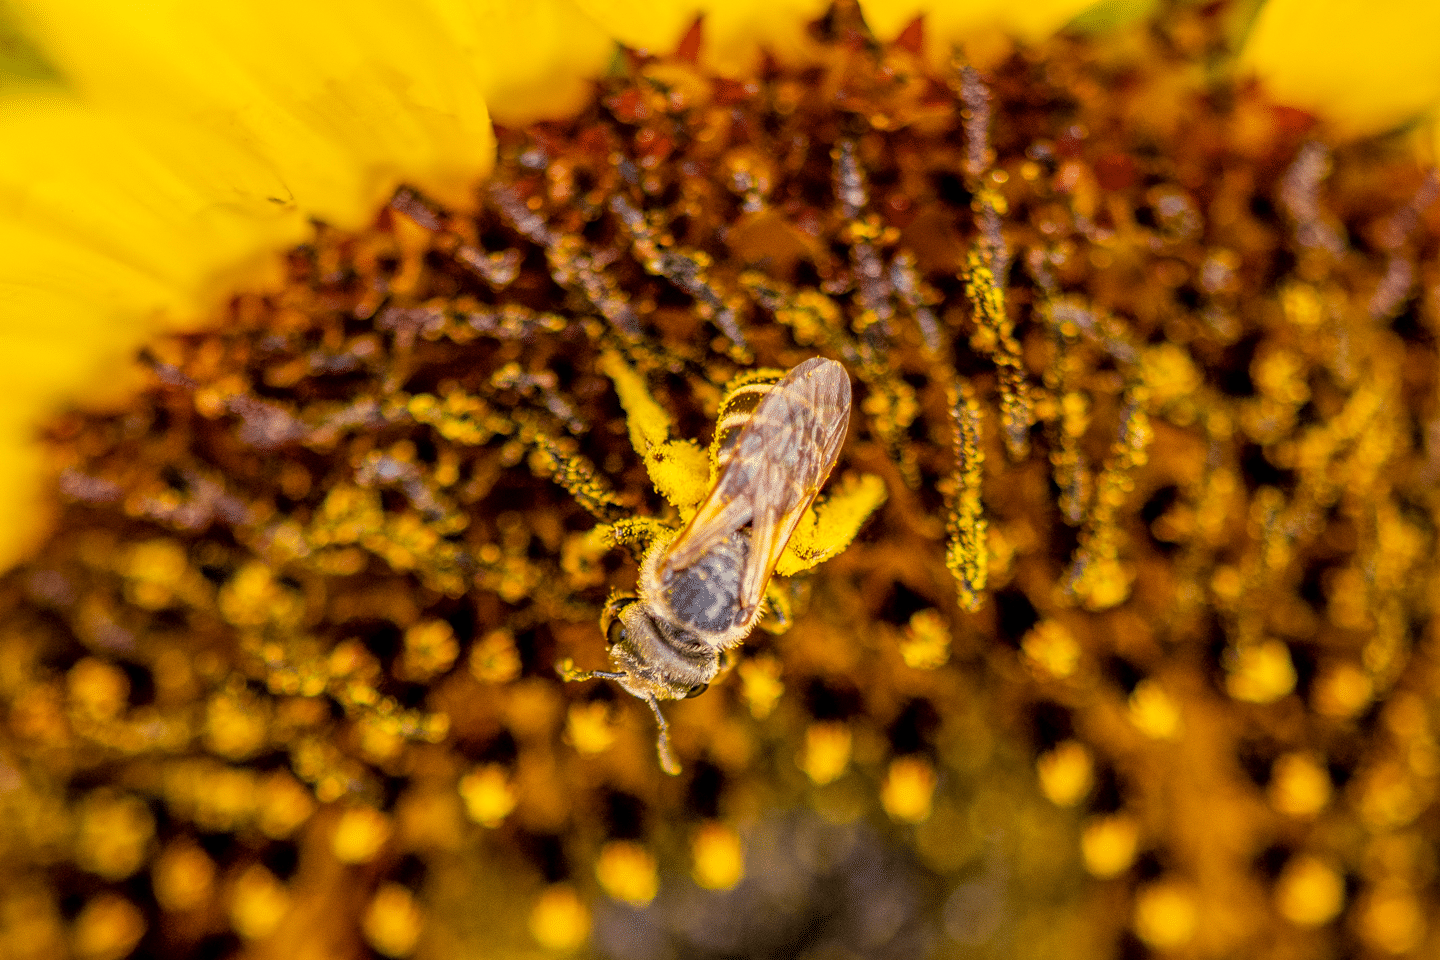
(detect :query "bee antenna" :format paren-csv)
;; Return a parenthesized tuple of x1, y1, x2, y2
(645, 694, 682, 776)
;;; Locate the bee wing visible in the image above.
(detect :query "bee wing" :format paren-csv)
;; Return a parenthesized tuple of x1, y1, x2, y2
(660, 358, 852, 618)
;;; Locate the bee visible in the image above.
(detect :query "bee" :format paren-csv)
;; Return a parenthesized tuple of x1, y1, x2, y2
(561, 357, 853, 773)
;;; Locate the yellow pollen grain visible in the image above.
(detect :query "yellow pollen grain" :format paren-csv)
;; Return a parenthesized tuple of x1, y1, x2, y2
(565, 702, 617, 755)
(256, 771, 315, 840)
(529, 885, 590, 952)
(1081, 814, 1139, 878)
(1313, 662, 1373, 719)
(595, 841, 659, 907)
(1037, 741, 1094, 808)
(332, 806, 392, 864)
(72, 894, 145, 960)
(1269, 753, 1332, 817)
(204, 690, 268, 760)
(881, 756, 937, 823)
(1359, 887, 1426, 954)
(800, 722, 852, 785)
(152, 842, 216, 913)
(76, 792, 154, 881)
(362, 884, 424, 959)
(691, 822, 745, 890)
(1128, 680, 1182, 740)
(399, 619, 458, 681)
(1021, 620, 1080, 679)
(229, 864, 289, 941)
(469, 628, 522, 683)
(1225, 640, 1297, 703)
(67, 658, 129, 722)
(1275, 855, 1344, 927)
(738, 654, 784, 719)
(1133, 880, 1199, 950)
(459, 765, 518, 828)
(899, 609, 952, 670)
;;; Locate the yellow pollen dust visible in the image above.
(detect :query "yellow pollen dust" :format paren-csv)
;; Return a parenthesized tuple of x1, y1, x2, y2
(152, 842, 216, 913)
(1132, 880, 1199, 950)
(73, 894, 146, 960)
(899, 610, 952, 670)
(398, 619, 459, 682)
(1225, 640, 1297, 703)
(1128, 680, 1182, 740)
(691, 822, 746, 890)
(332, 806, 392, 864)
(1081, 814, 1139, 878)
(469, 628, 522, 683)
(229, 864, 289, 940)
(881, 757, 937, 823)
(1037, 741, 1094, 807)
(565, 702, 617, 755)
(529, 885, 590, 952)
(1275, 855, 1345, 927)
(67, 658, 130, 723)
(738, 654, 784, 719)
(76, 792, 154, 881)
(800, 722, 853, 785)
(1359, 887, 1427, 954)
(1312, 662, 1373, 719)
(459, 765, 517, 828)
(362, 884, 424, 959)
(595, 841, 659, 907)
(1269, 753, 1332, 817)
(257, 771, 316, 840)
(1021, 620, 1080, 679)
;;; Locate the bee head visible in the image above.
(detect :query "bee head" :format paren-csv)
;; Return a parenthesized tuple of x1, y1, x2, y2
(599, 593, 715, 701)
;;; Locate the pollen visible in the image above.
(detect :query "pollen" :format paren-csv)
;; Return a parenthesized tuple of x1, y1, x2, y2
(564, 702, 617, 755)
(228, 864, 289, 940)
(152, 842, 216, 913)
(899, 610, 951, 670)
(362, 884, 424, 958)
(738, 654, 784, 719)
(1037, 741, 1094, 808)
(332, 806, 392, 864)
(1225, 640, 1298, 704)
(595, 841, 659, 907)
(1268, 753, 1332, 817)
(1128, 680, 1182, 740)
(691, 822, 746, 890)
(800, 722, 853, 785)
(1132, 880, 1198, 950)
(1275, 855, 1344, 927)
(881, 757, 937, 823)
(1021, 620, 1080, 679)
(1081, 815, 1139, 878)
(529, 885, 590, 952)
(469, 628, 522, 684)
(72, 894, 146, 960)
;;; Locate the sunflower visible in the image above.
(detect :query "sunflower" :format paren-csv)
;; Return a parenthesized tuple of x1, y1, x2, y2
(1, 2, 1438, 959)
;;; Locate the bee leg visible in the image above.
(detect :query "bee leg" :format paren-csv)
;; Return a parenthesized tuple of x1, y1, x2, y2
(645, 694, 682, 776)
(555, 659, 626, 684)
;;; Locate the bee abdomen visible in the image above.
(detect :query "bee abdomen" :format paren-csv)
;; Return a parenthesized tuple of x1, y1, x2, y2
(711, 371, 786, 466)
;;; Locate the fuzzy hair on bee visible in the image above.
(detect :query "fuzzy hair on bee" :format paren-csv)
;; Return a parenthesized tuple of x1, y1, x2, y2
(560, 357, 854, 774)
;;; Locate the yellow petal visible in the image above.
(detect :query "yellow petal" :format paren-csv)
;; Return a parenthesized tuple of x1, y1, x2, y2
(577, 0, 831, 72)
(10, 0, 496, 218)
(860, 0, 1104, 63)
(1241, 0, 1440, 136)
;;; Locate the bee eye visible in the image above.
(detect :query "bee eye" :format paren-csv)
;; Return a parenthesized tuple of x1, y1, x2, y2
(605, 616, 628, 647)
(683, 682, 709, 699)
(603, 596, 639, 647)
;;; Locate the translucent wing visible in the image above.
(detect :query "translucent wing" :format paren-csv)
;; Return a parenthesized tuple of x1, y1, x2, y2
(657, 357, 851, 630)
